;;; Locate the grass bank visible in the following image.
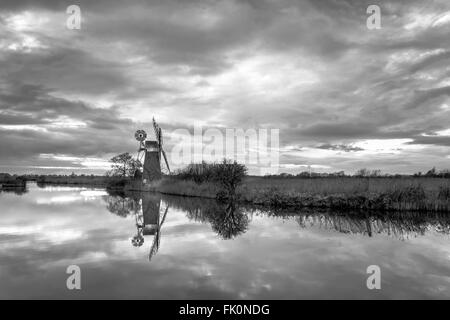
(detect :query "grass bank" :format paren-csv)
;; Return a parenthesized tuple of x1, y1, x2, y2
(139, 178, 220, 198)
(36, 175, 109, 186)
(16, 171, 450, 212)
(151, 176, 450, 212)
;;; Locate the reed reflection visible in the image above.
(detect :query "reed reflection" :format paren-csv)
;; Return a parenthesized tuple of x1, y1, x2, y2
(265, 209, 450, 240)
(164, 196, 450, 240)
(104, 191, 450, 261)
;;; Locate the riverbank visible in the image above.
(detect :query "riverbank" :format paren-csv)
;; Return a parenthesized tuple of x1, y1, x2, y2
(142, 176, 450, 212)
(240, 176, 450, 212)
(35, 175, 108, 186)
(10, 174, 450, 212)
(135, 178, 219, 198)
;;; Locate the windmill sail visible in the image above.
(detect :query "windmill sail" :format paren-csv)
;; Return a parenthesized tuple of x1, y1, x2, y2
(161, 149, 170, 173)
(152, 117, 171, 174)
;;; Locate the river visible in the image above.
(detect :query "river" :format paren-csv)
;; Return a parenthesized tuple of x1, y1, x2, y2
(0, 183, 449, 299)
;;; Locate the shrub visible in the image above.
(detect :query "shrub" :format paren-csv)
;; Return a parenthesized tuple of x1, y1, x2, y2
(175, 161, 216, 184)
(212, 159, 247, 198)
(174, 159, 247, 199)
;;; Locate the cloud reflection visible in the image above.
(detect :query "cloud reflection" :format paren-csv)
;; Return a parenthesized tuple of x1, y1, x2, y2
(0, 185, 449, 299)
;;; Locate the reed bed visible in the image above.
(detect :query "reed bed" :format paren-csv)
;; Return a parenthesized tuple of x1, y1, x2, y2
(142, 178, 220, 199)
(148, 175, 450, 212)
(239, 177, 450, 212)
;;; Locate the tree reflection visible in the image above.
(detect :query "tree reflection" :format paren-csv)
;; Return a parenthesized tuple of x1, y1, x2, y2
(209, 201, 249, 239)
(163, 195, 250, 239)
(0, 187, 28, 195)
(105, 195, 140, 218)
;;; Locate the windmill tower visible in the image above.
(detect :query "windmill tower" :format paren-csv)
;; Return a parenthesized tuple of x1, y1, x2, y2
(134, 118, 170, 183)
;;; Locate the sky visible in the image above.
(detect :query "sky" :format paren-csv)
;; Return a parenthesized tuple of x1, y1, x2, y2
(0, 0, 449, 175)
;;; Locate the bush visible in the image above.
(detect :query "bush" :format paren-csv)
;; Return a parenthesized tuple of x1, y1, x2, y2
(212, 159, 247, 198)
(174, 159, 248, 199)
(175, 161, 216, 184)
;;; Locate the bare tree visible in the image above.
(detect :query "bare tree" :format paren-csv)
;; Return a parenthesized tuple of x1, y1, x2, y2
(108, 152, 141, 177)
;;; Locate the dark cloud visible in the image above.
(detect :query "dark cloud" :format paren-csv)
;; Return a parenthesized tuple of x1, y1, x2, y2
(0, 0, 144, 12)
(315, 143, 364, 152)
(0, 47, 130, 96)
(405, 86, 450, 110)
(408, 135, 450, 147)
(298, 122, 378, 139)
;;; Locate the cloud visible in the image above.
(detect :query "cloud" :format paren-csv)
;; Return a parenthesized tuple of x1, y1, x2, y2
(408, 135, 450, 147)
(406, 86, 450, 110)
(315, 144, 364, 152)
(0, 82, 147, 171)
(297, 122, 378, 139)
(408, 50, 450, 74)
(1, 47, 132, 96)
(0, 0, 449, 174)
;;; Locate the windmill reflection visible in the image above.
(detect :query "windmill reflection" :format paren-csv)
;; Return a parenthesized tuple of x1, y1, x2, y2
(105, 191, 450, 256)
(132, 193, 169, 261)
(105, 192, 169, 261)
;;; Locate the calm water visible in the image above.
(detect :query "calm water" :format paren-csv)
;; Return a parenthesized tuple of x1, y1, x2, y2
(0, 183, 449, 299)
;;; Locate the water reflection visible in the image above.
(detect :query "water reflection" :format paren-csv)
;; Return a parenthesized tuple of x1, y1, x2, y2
(105, 192, 170, 260)
(104, 192, 251, 262)
(105, 192, 250, 243)
(265, 209, 450, 240)
(165, 195, 249, 240)
(0, 186, 28, 195)
(1, 184, 449, 299)
(105, 194, 140, 218)
(104, 192, 450, 245)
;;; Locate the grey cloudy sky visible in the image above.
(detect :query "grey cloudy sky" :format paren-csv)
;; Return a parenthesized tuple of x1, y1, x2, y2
(0, 0, 449, 175)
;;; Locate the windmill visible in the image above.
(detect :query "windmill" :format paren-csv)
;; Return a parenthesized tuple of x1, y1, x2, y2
(134, 118, 170, 183)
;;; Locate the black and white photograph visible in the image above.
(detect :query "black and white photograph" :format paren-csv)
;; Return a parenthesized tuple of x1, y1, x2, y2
(0, 0, 449, 303)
